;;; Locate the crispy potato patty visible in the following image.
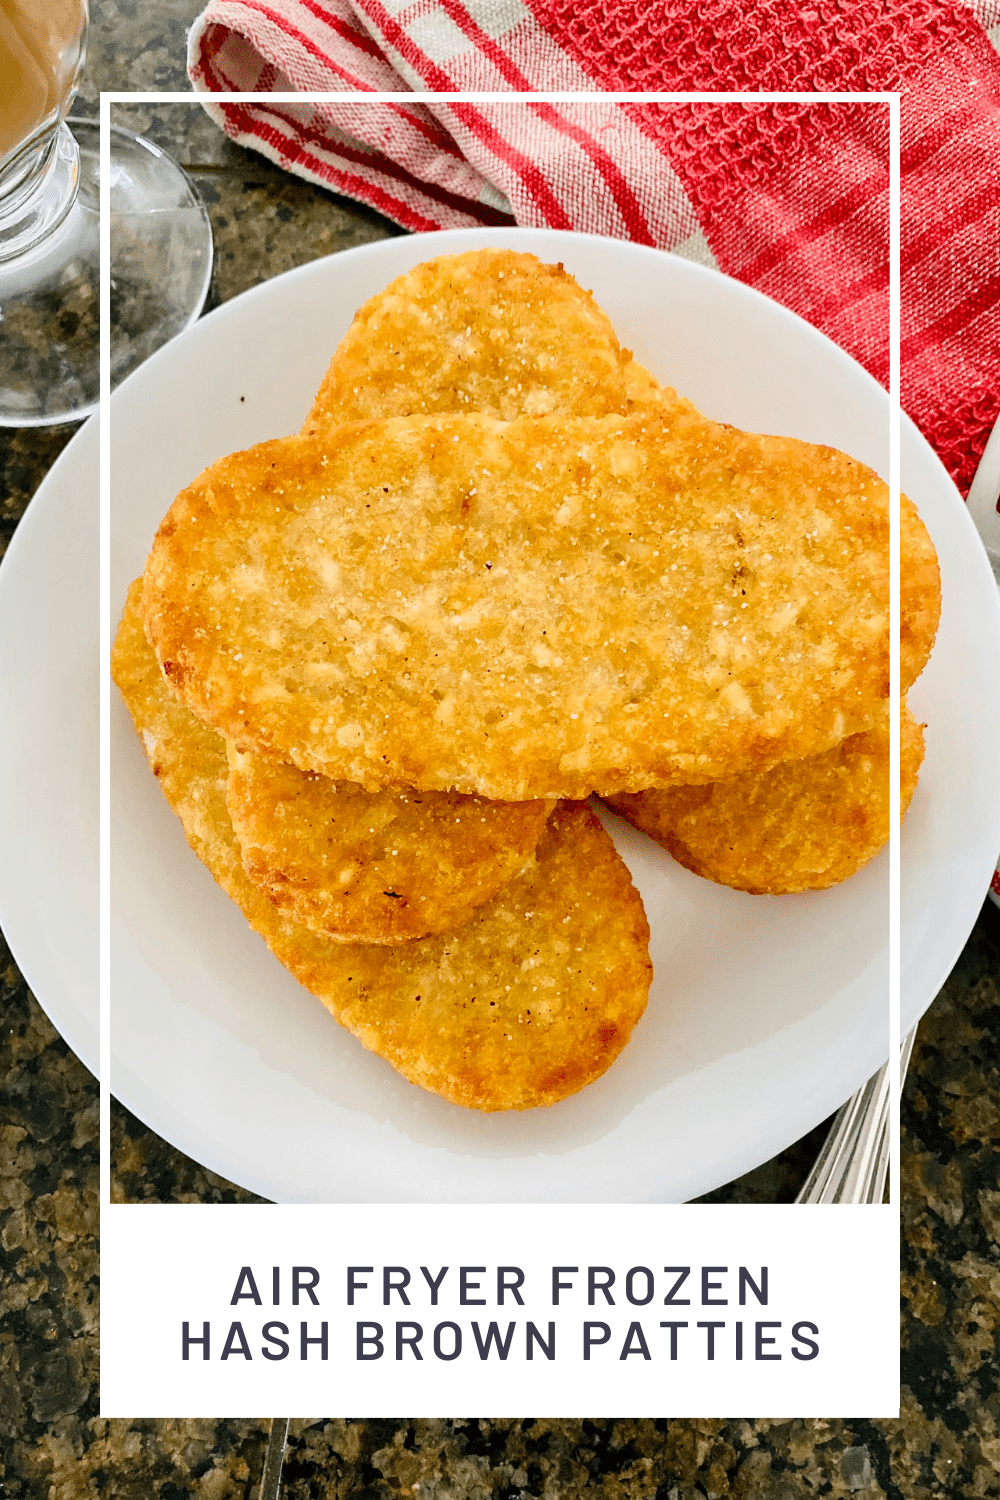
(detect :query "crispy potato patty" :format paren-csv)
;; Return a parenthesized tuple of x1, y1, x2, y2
(143, 407, 891, 800)
(113, 581, 652, 1111)
(304, 248, 637, 430)
(226, 746, 552, 944)
(606, 701, 923, 894)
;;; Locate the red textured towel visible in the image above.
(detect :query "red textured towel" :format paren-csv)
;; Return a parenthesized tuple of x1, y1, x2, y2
(188, 0, 1000, 498)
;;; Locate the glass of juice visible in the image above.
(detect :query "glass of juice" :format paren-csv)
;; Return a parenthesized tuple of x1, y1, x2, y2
(0, 0, 85, 166)
(0, 1, 212, 425)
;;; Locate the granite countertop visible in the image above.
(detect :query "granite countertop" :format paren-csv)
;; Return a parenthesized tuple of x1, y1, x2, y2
(2, 6, 1000, 1495)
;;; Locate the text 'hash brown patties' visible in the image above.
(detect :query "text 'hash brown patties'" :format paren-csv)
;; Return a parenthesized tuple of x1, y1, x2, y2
(606, 701, 924, 895)
(112, 581, 652, 1112)
(225, 745, 553, 944)
(304, 248, 635, 432)
(143, 408, 891, 802)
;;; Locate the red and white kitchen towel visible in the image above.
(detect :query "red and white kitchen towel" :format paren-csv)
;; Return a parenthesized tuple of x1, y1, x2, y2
(188, 0, 1000, 501)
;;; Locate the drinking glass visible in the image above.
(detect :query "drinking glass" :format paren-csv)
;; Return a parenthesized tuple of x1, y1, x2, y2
(0, 0, 213, 425)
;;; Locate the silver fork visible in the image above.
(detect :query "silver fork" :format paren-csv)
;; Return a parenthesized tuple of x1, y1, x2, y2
(796, 1027, 917, 1202)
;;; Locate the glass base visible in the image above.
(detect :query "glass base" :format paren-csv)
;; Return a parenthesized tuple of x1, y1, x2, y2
(108, 123, 214, 391)
(0, 119, 214, 427)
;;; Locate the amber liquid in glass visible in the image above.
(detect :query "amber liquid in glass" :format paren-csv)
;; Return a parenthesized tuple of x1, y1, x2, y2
(0, 0, 86, 161)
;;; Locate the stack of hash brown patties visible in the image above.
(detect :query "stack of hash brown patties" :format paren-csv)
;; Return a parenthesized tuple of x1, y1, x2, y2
(113, 250, 940, 1112)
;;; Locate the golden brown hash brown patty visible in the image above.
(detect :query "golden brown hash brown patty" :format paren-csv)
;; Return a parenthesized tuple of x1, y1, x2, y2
(225, 744, 552, 944)
(303, 248, 644, 431)
(143, 407, 891, 801)
(606, 701, 924, 894)
(113, 581, 652, 1111)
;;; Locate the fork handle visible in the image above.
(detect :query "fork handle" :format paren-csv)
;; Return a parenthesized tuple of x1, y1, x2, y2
(796, 1027, 917, 1203)
(259, 1419, 290, 1500)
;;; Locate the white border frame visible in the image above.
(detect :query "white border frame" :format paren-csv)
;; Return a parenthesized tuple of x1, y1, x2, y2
(98, 90, 902, 1403)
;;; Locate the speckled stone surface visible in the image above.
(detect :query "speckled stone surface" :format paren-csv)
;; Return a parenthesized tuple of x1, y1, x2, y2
(2, 10, 1000, 1495)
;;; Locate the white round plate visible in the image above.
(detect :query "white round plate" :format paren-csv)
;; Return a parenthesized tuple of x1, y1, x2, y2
(6, 227, 999, 1202)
